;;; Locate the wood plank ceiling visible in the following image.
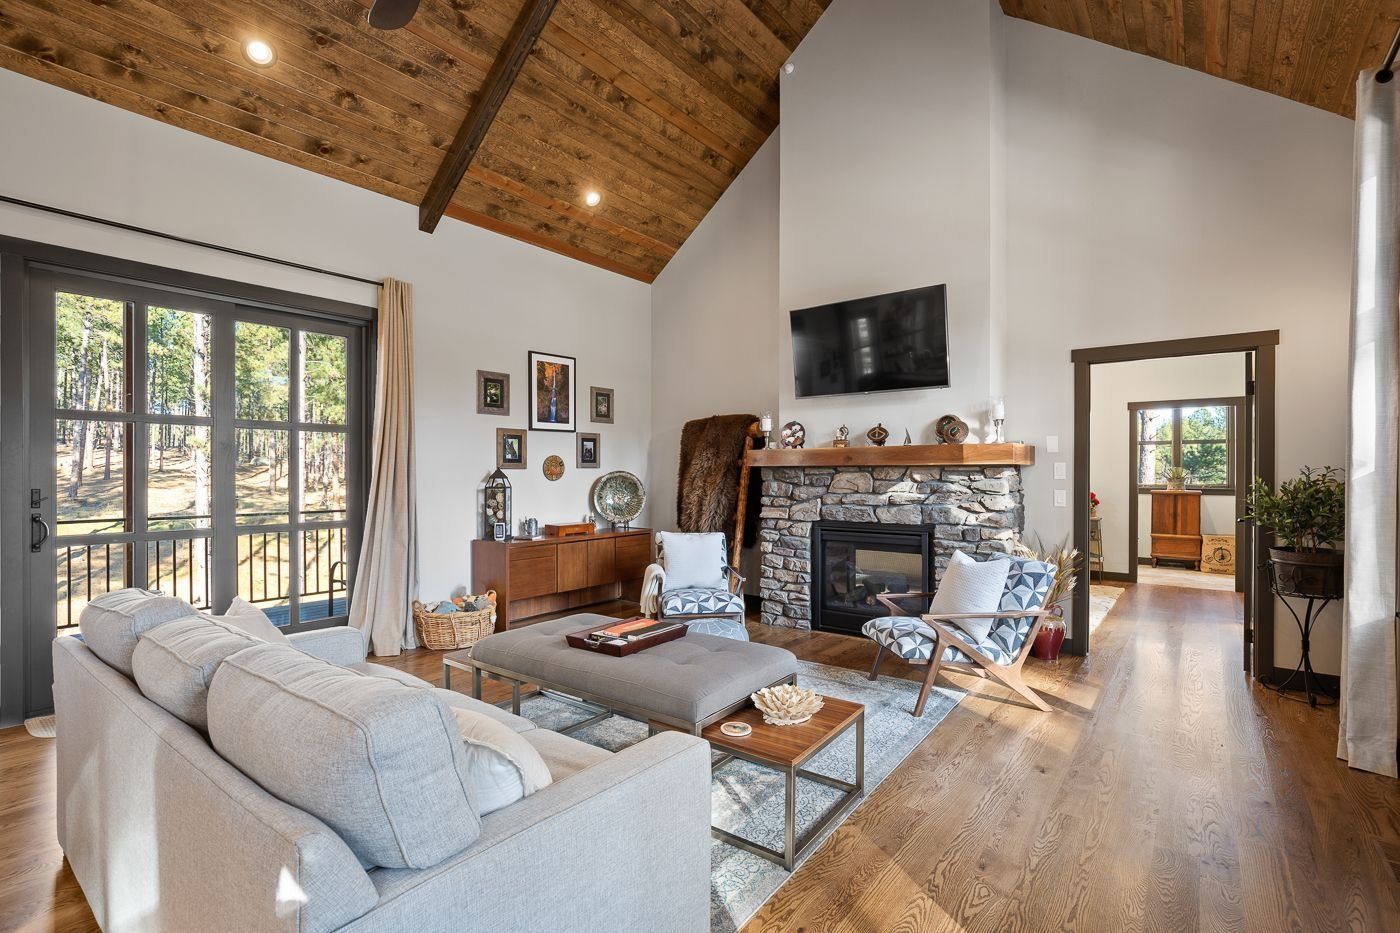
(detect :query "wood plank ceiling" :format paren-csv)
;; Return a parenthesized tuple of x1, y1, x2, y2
(0, 0, 831, 282)
(0, 2, 1392, 282)
(1000, 0, 1400, 120)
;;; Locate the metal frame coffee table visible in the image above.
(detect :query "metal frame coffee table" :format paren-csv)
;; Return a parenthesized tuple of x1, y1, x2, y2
(701, 695, 865, 871)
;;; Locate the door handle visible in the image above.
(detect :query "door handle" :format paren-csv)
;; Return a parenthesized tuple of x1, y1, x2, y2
(30, 513, 50, 552)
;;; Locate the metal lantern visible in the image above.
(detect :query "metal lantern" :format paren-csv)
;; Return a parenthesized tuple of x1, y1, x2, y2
(483, 469, 512, 541)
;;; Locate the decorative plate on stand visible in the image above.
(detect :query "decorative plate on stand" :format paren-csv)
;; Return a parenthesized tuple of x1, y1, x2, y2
(591, 471, 647, 527)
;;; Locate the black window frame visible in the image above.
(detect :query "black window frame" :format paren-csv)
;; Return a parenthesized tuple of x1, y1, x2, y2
(1131, 400, 1236, 494)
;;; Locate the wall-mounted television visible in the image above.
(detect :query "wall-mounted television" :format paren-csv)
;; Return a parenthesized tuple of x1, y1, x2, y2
(790, 283, 950, 398)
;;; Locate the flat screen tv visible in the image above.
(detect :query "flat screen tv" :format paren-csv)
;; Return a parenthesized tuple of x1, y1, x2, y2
(790, 284, 950, 398)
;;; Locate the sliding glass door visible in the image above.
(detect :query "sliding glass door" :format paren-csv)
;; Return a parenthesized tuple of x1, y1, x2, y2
(25, 269, 364, 714)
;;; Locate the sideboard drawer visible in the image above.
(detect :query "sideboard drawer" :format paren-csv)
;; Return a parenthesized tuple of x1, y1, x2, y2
(510, 550, 558, 600)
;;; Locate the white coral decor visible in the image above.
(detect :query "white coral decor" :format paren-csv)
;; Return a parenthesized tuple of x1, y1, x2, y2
(751, 684, 824, 726)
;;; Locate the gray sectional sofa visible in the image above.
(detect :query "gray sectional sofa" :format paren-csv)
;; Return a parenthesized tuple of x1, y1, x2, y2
(54, 592, 712, 933)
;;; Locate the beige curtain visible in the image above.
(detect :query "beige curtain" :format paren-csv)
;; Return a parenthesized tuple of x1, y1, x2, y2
(1340, 71, 1400, 777)
(350, 278, 418, 656)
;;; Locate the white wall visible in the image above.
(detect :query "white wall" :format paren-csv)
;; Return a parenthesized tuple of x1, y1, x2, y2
(648, 136, 781, 588)
(1001, 21, 1353, 672)
(776, 0, 1005, 447)
(1089, 354, 1245, 574)
(0, 69, 652, 605)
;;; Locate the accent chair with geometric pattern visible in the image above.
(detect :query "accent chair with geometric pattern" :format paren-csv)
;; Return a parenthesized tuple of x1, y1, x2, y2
(862, 553, 1059, 715)
(644, 531, 748, 641)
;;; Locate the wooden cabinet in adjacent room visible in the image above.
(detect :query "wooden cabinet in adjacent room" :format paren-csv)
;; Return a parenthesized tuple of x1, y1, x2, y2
(471, 529, 653, 629)
(1150, 490, 1202, 570)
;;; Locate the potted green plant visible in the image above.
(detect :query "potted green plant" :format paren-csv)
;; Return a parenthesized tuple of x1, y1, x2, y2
(1246, 466, 1345, 598)
(1164, 466, 1188, 490)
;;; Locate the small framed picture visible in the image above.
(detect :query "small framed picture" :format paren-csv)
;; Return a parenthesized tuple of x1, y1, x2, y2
(590, 386, 614, 424)
(496, 427, 527, 470)
(493, 522, 508, 542)
(578, 432, 600, 468)
(528, 350, 577, 432)
(477, 370, 510, 416)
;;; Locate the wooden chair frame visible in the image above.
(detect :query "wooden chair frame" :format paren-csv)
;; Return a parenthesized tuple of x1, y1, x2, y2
(871, 593, 1054, 715)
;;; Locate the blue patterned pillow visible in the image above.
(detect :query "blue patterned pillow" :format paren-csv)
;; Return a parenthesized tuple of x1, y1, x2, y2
(978, 555, 1058, 662)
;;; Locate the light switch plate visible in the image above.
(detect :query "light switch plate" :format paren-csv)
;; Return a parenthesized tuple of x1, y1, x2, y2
(1053, 462, 1067, 480)
(1046, 435, 1060, 453)
(1054, 490, 1067, 507)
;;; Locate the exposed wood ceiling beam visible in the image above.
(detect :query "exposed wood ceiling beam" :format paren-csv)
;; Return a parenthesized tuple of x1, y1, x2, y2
(418, 0, 559, 233)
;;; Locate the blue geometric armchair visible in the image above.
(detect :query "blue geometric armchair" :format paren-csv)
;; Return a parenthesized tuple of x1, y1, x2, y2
(640, 532, 748, 641)
(862, 553, 1058, 715)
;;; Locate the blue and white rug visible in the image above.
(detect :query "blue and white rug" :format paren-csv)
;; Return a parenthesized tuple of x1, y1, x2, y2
(519, 660, 965, 932)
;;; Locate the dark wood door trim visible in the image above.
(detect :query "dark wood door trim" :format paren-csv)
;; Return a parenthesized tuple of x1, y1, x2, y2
(1070, 333, 1277, 665)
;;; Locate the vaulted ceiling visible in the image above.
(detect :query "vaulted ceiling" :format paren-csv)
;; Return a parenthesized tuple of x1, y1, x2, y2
(1001, 0, 1400, 119)
(0, 0, 831, 282)
(0, 2, 1391, 283)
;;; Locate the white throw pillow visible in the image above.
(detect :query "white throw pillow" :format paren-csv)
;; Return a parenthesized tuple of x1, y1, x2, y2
(450, 706, 553, 815)
(202, 596, 291, 645)
(658, 532, 727, 590)
(929, 550, 1010, 645)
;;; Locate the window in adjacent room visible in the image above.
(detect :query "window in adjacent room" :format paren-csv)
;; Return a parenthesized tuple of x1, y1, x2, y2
(1136, 405, 1232, 491)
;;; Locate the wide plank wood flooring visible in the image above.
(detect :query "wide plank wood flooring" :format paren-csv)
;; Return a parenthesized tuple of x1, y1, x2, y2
(2, 583, 1397, 931)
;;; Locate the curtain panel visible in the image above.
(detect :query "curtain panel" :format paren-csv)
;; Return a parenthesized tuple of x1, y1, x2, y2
(350, 278, 419, 656)
(1341, 71, 1400, 777)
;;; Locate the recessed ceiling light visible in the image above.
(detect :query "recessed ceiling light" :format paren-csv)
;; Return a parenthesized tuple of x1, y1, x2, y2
(584, 190, 602, 207)
(243, 39, 277, 67)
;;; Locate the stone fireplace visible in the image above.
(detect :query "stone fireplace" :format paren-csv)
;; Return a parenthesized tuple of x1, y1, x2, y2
(757, 462, 1026, 632)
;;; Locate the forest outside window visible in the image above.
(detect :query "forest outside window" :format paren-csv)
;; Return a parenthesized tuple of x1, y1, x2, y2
(1136, 405, 1232, 491)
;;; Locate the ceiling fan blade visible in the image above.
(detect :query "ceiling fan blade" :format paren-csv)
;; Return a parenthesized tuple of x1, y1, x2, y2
(367, 0, 421, 29)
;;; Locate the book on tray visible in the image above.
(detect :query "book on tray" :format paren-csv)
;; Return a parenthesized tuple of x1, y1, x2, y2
(586, 618, 682, 645)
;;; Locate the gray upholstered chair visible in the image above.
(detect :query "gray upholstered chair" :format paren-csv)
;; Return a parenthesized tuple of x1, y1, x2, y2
(642, 531, 748, 640)
(863, 553, 1059, 715)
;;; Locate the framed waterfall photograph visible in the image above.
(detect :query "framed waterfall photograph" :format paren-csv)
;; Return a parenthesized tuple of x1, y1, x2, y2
(528, 350, 577, 432)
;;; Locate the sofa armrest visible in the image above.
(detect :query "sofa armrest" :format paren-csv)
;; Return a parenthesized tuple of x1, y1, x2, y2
(349, 731, 712, 932)
(287, 626, 366, 666)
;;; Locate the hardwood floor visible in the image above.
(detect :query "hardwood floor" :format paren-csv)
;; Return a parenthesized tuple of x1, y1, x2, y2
(2, 585, 1396, 931)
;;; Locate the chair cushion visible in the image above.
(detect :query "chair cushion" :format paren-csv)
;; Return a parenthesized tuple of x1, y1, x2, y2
(131, 615, 265, 731)
(521, 728, 612, 782)
(449, 706, 552, 815)
(685, 616, 750, 641)
(861, 616, 972, 664)
(657, 532, 728, 589)
(79, 588, 199, 677)
(983, 556, 1058, 664)
(929, 549, 1010, 644)
(661, 587, 744, 617)
(207, 643, 480, 870)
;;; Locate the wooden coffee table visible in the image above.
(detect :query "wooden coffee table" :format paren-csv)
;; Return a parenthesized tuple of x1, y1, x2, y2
(701, 695, 865, 870)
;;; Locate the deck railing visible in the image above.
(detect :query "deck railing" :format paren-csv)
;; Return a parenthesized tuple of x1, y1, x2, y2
(55, 512, 348, 630)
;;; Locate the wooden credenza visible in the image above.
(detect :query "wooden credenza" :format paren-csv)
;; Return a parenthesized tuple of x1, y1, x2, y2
(471, 528, 653, 629)
(1150, 490, 1202, 569)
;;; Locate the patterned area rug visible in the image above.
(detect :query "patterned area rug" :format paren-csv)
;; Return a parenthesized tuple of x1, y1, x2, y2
(1089, 583, 1125, 633)
(519, 660, 965, 932)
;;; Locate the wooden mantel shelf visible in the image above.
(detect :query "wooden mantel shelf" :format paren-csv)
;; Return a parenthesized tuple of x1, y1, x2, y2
(746, 443, 1035, 468)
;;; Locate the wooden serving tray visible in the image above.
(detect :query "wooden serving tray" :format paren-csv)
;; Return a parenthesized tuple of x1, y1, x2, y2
(566, 617, 687, 656)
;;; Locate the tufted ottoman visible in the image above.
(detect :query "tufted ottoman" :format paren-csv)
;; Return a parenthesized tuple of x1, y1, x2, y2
(446, 613, 797, 733)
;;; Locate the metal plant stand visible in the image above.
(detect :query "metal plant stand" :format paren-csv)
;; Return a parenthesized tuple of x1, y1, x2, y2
(1267, 563, 1338, 707)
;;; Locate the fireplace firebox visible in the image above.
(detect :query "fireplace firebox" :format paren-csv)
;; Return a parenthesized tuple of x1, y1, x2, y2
(811, 522, 935, 636)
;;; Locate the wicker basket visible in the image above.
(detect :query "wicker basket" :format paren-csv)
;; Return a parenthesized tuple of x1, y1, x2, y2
(413, 593, 497, 651)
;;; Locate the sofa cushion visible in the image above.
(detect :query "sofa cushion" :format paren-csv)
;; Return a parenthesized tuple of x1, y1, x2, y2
(449, 707, 552, 815)
(207, 644, 481, 870)
(201, 596, 290, 645)
(521, 728, 612, 781)
(661, 587, 744, 618)
(79, 588, 199, 677)
(131, 615, 264, 731)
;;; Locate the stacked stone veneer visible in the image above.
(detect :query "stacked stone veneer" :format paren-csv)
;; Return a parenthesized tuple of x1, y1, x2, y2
(758, 465, 1025, 630)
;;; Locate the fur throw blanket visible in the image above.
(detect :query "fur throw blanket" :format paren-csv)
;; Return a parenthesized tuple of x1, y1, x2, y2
(677, 414, 761, 548)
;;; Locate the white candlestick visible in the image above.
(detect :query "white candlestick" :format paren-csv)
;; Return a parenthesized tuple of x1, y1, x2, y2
(991, 398, 1006, 421)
